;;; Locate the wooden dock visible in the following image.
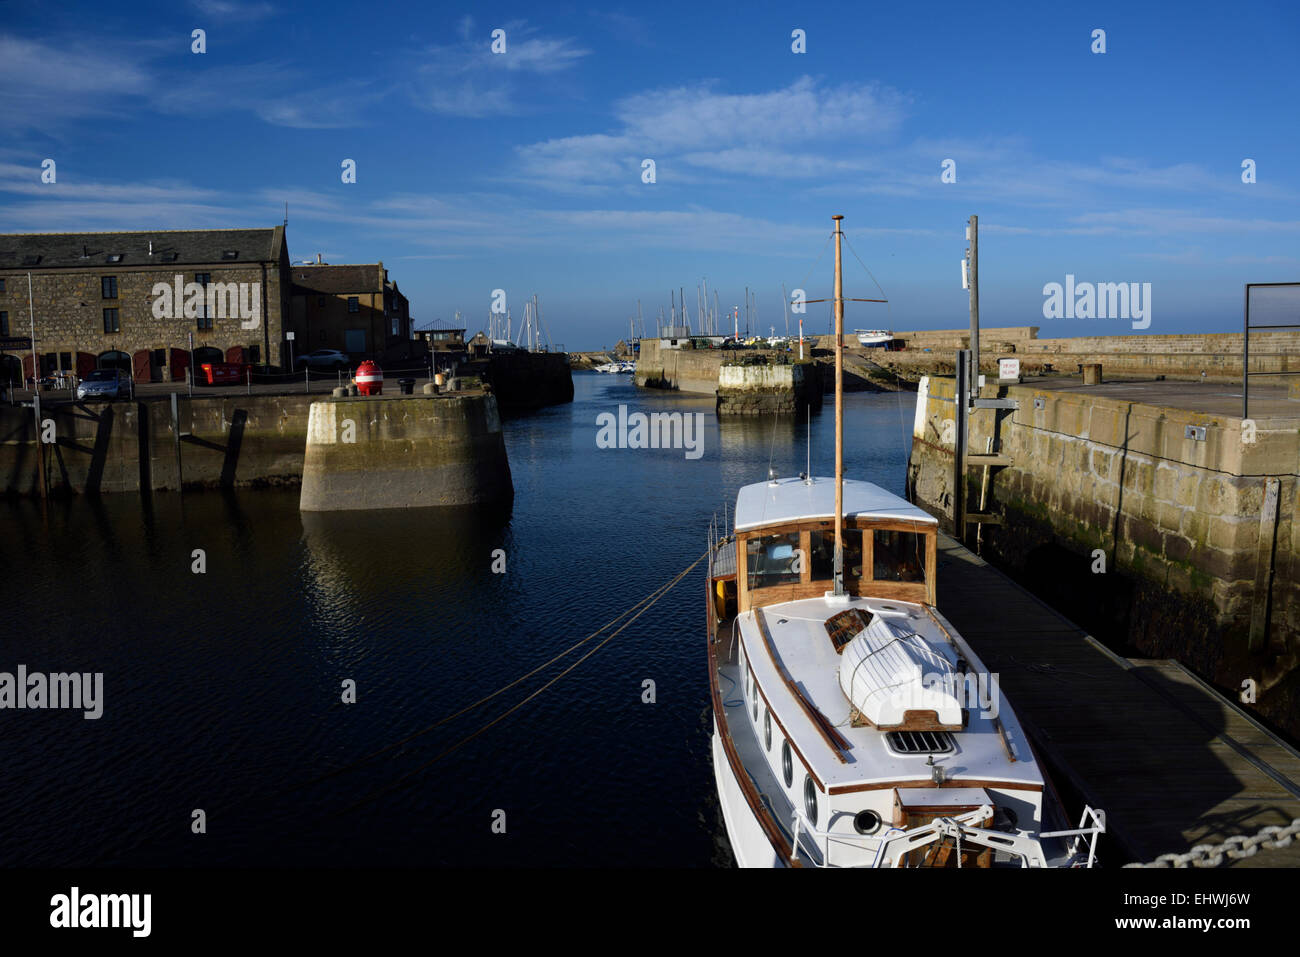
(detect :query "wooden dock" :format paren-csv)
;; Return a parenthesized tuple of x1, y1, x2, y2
(935, 533, 1300, 867)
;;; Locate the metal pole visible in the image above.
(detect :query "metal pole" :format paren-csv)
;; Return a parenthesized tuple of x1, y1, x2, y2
(955, 348, 970, 540)
(832, 215, 845, 597)
(247, 366, 251, 395)
(171, 390, 183, 492)
(188, 331, 194, 397)
(27, 272, 47, 499)
(967, 215, 980, 407)
(305, 366, 309, 393)
(1243, 284, 1250, 420)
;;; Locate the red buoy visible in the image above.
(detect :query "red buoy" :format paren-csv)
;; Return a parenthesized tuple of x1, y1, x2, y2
(355, 360, 383, 396)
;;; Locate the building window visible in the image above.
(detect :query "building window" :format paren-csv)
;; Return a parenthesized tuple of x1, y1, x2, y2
(101, 276, 118, 299)
(194, 273, 211, 324)
(103, 308, 120, 333)
(347, 296, 359, 313)
(0, 311, 7, 336)
(0, 279, 5, 293)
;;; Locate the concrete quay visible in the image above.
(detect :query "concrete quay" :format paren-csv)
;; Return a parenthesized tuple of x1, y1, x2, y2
(909, 373, 1300, 738)
(1, 388, 512, 504)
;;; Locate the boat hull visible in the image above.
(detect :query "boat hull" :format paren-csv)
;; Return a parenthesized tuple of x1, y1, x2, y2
(711, 716, 787, 868)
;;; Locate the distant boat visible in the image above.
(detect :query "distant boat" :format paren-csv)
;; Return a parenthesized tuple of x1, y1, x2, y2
(855, 329, 894, 348)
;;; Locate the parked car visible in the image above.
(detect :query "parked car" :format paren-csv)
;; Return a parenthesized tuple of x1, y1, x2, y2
(76, 368, 132, 401)
(295, 349, 350, 371)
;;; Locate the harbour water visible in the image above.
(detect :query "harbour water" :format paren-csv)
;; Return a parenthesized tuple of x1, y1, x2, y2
(0, 373, 917, 867)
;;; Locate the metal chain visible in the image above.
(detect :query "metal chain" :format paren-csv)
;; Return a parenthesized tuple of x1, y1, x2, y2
(1123, 818, 1300, 867)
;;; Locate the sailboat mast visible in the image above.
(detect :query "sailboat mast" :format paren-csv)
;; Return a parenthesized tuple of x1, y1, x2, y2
(833, 214, 845, 597)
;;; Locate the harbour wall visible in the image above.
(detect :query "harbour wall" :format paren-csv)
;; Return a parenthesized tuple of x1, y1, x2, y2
(715, 361, 824, 415)
(464, 351, 573, 411)
(634, 339, 725, 395)
(822, 328, 1300, 382)
(0, 390, 509, 499)
(907, 375, 1300, 734)
(300, 395, 512, 510)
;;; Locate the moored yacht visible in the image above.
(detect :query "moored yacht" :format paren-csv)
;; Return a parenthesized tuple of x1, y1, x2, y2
(705, 216, 1104, 868)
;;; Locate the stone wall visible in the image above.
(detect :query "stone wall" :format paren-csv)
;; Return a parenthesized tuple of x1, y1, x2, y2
(299, 394, 512, 510)
(634, 338, 729, 395)
(0, 390, 511, 501)
(715, 360, 823, 415)
(908, 374, 1300, 733)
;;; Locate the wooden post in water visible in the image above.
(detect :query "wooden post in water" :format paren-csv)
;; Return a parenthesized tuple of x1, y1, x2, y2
(832, 214, 845, 596)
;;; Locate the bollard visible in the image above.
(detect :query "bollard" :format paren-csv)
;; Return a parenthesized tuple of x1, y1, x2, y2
(399, 378, 415, 395)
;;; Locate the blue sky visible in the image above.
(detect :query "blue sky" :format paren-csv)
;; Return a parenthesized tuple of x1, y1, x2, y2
(2, 0, 1298, 349)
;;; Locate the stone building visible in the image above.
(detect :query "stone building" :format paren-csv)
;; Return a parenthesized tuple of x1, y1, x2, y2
(0, 226, 291, 383)
(287, 261, 411, 363)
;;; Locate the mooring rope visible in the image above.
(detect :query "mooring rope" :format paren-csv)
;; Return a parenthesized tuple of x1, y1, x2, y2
(325, 549, 710, 815)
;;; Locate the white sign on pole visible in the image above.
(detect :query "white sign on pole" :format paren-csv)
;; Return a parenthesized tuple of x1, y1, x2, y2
(999, 357, 1020, 380)
(286, 331, 295, 340)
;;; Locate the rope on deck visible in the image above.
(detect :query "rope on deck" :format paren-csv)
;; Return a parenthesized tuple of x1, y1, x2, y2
(1123, 818, 1300, 867)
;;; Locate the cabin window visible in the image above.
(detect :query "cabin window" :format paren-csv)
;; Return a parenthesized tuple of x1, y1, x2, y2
(781, 740, 793, 787)
(809, 529, 864, 581)
(745, 532, 802, 590)
(763, 709, 772, 751)
(873, 529, 926, 582)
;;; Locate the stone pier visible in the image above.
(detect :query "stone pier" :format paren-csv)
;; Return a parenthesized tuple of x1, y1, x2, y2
(299, 393, 512, 511)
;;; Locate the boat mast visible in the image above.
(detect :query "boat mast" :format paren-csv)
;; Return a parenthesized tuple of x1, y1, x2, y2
(832, 214, 845, 597)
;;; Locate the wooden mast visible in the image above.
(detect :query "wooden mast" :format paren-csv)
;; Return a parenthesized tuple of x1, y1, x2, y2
(832, 214, 845, 596)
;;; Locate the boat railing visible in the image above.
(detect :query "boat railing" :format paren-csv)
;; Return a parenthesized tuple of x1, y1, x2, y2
(788, 803, 1106, 868)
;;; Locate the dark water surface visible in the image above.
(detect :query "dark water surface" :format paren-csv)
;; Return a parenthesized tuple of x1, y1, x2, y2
(0, 373, 917, 867)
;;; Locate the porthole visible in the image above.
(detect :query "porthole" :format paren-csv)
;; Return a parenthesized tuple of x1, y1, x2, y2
(803, 775, 819, 827)
(781, 739, 793, 787)
(764, 709, 772, 751)
(853, 809, 882, 835)
(752, 683, 760, 720)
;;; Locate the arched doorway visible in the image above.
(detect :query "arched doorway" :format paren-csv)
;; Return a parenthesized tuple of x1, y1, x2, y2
(0, 353, 22, 387)
(193, 346, 224, 367)
(98, 350, 132, 373)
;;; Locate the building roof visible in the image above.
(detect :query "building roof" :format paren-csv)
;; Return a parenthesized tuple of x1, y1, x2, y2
(734, 477, 936, 532)
(291, 263, 385, 294)
(0, 227, 284, 269)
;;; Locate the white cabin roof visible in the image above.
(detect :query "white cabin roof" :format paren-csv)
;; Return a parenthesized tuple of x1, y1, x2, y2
(734, 477, 936, 532)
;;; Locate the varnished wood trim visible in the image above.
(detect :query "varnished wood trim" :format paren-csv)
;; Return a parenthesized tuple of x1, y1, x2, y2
(747, 656, 826, 793)
(753, 607, 851, 763)
(925, 531, 937, 605)
(708, 627, 804, 866)
(828, 778, 1044, 796)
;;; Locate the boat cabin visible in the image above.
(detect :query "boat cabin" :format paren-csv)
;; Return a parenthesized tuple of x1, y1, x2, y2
(720, 477, 937, 619)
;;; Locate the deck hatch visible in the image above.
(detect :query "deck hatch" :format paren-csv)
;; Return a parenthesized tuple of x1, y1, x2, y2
(825, 608, 873, 654)
(886, 730, 955, 755)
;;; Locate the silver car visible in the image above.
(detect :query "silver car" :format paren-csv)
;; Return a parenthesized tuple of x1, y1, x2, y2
(76, 369, 132, 401)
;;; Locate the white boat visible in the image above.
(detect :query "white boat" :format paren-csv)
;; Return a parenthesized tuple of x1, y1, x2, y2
(595, 361, 620, 373)
(705, 215, 1104, 868)
(855, 329, 894, 348)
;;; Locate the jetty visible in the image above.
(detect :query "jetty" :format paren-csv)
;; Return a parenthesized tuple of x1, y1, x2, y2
(935, 530, 1300, 867)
